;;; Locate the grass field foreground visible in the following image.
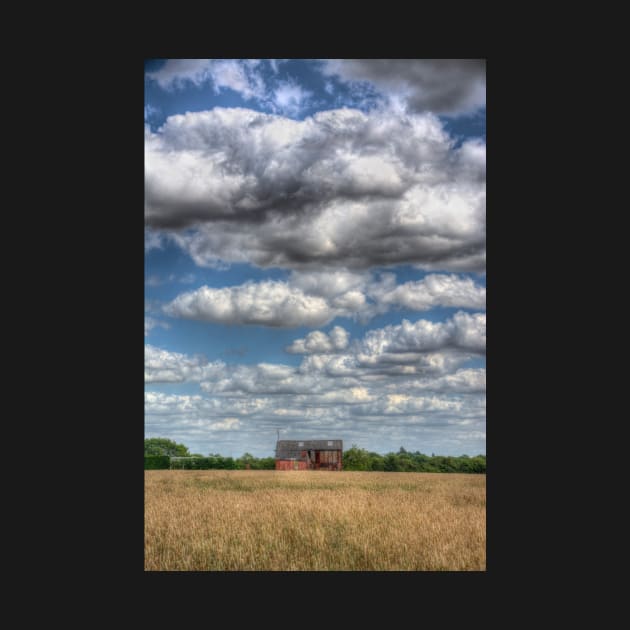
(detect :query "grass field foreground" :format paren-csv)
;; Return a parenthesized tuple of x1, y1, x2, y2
(145, 470, 485, 571)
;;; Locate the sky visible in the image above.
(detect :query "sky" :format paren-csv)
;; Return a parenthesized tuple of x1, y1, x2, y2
(144, 59, 486, 458)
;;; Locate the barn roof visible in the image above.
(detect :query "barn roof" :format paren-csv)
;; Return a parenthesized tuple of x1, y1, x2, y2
(275, 440, 343, 459)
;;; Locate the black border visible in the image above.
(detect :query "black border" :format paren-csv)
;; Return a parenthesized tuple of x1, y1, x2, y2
(69, 48, 553, 609)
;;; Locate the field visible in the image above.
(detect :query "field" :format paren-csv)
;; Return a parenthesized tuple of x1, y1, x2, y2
(145, 470, 485, 571)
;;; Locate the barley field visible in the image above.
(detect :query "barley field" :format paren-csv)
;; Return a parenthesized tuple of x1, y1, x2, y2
(144, 470, 485, 571)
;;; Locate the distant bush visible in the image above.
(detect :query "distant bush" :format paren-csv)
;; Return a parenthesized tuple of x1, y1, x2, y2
(170, 456, 238, 470)
(144, 455, 170, 470)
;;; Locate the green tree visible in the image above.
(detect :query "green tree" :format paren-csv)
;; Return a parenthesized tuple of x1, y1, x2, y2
(384, 453, 400, 472)
(144, 437, 190, 457)
(369, 452, 385, 471)
(343, 445, 371, 470)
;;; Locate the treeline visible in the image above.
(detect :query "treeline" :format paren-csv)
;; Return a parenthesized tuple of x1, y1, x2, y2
(343, 446, 486, 473)
(144, 438, 486, 473)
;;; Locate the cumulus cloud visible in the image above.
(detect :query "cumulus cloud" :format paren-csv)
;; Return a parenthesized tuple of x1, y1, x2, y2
(163, 270, 484, 328)
(144, 345, 225, 383)
(200, 362, 342, 396)
(145, 107, 485, 272)
(146, 59, 266, 100)
(146, 310, 483, 391)
(375, 274, 485, 311)
(286, 326, 350, 354)
(294, 311, 485, 380)
(145, 314, 485, 455)
(357, 312, 486, 362)
(321, 59, 486, 116)
(163, 281, 334, 327)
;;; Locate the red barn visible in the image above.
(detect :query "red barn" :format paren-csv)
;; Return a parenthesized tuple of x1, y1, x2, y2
(275, 440, 343, 471)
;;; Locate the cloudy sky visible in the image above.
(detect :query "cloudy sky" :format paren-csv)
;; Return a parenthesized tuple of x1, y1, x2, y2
(144, 59, 486, 458)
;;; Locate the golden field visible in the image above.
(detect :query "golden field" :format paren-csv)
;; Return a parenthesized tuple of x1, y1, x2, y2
(144, 470, 485, 571)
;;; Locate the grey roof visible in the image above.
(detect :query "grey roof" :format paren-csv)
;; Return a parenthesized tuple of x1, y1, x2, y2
(276, 440, 343, 459)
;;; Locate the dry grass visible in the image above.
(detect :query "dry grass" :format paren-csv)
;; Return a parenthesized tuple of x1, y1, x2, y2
(145, 470, 485, 571)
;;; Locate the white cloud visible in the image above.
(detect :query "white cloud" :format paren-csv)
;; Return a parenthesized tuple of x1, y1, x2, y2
(163, 281, 334, 328)
(288, 269, 370, 298)
(357, 312, 486, 362)
(208, 59, 266, 100)
(163, 271, 484, 328)
(286, 326, 350, 354)
(145, 107, 485, 272)
(146, 59, 266, 101)
(144, 345, 225, 383)
(147, 310, 483, 393)
(375, 274, 486, 311)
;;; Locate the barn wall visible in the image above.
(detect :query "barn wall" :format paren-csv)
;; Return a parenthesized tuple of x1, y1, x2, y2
(275, 459, 309, 471)
(275, 449, 343, 471)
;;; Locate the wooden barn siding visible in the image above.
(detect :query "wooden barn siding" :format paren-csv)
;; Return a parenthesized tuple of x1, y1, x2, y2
(275, 450, 343, 471)
(275, 459, 309, 471)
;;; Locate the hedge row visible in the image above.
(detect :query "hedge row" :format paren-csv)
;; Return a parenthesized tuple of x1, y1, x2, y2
(143, 456, 277, 470)
(144, 455, 170, 469)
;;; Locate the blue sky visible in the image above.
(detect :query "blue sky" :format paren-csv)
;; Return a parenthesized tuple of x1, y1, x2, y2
(145, 59, 486, 457)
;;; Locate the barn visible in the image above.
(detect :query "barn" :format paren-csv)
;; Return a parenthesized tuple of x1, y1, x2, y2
(275, 440, 343, 471)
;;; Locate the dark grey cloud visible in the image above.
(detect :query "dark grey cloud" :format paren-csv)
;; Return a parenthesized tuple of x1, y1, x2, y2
(322, 59, 486, 116)
(145, 107, 485, 271)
